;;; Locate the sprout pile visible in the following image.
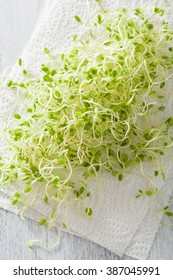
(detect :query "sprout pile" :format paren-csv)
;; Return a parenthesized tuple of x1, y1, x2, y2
(1, 7, 173, 222)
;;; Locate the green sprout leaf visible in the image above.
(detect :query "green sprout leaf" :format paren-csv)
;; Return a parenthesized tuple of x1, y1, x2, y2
(44, 47, 50, 54)
(14, 113, 21, 120)
(7, 80, 13, 87)
(85, 207, 93, 216)
(165, 211, 173, 217)
(18, 58, 22, 66)
(98, 14, 102, 24)
(11, 199, 18, 205)
(39, 219, 47, 226)
(74, 15, 81, 23)
(24, 186, 32, 193)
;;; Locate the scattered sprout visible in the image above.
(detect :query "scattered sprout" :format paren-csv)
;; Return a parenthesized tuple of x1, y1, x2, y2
(162, 206, 173, 217)
(11, 192, 21, 205)
(26, 240, 40, 249)
(136, 187, 158, 198)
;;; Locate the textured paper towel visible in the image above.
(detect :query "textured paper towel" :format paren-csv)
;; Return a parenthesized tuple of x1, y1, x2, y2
(0, 0, 173, 259)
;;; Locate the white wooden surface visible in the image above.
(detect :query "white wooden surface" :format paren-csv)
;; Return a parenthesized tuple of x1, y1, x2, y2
(0, 0, 173, 260)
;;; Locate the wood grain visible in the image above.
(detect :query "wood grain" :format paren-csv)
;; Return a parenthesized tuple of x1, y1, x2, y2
(0, 0, 172, 260)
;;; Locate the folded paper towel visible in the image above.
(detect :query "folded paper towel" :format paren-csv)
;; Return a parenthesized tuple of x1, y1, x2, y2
(0, 0, 173, 259)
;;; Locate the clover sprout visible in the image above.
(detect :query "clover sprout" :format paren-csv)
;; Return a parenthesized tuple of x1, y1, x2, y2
(1, 7, 173, 225)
